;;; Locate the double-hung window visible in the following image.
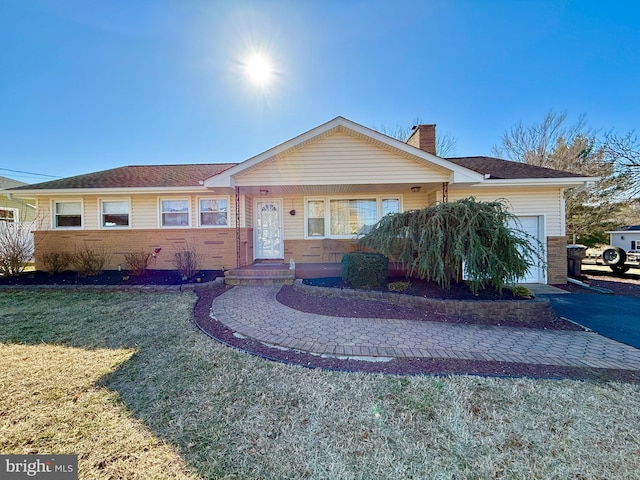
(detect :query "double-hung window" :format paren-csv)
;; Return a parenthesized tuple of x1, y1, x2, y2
(53, 200, 82, 228)
(199, 198, 229, 227)
(101, 199, 130, 228)
(0, 208, 17, 223)
(160, 199, 190, 227)
(306, 196, 400, 238)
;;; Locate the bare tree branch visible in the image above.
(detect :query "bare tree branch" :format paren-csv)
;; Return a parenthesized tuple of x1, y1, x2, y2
(372, 118, 458, 157)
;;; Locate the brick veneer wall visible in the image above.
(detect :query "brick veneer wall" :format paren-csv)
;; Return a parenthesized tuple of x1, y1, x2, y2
(284, 239, 358, 263)
(33, 228, 254, 271)
(546, 236, 567, 285)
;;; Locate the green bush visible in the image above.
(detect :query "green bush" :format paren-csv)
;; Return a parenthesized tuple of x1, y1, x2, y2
(341, 252, 388, 289)
(388, 280, 411, 292)
(509, 285, 533, 298)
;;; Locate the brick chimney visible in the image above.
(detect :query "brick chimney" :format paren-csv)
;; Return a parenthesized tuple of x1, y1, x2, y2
(406, 124, 437, 155)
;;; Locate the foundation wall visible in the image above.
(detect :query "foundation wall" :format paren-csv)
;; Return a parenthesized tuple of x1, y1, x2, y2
(33, 228, 254, 271)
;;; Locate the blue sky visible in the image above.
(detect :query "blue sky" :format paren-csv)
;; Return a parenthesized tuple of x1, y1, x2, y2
(1, 0, 639, 182)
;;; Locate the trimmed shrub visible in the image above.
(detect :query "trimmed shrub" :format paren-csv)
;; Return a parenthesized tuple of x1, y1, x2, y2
(124, 251, 152, 276)
(388, 280, 411, 292)
(341, 252, 388, 289)
(72, 248, 110, 277)
(40, 252, 74, 274)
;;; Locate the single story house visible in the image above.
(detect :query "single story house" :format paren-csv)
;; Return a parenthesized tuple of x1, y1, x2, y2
(608, 225, 640, 252)
(8, 116, 595, 284)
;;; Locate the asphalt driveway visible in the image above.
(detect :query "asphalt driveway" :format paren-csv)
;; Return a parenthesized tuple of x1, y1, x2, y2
(544, 293, 640, 349)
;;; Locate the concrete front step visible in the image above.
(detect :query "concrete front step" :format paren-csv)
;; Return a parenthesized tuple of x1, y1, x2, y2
(224, 275, 295, 286)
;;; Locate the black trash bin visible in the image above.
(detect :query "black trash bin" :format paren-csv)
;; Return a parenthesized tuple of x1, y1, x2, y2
(567, 244, 587, 278)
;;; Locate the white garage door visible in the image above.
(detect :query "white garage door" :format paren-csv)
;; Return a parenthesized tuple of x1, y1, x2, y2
(508, 216, 545, 284)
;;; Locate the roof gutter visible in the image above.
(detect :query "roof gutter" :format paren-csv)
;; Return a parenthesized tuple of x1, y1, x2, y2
(473, 176, 599, 188)
(6, 185, 229, 197)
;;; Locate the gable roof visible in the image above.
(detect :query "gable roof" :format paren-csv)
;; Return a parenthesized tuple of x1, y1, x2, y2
(445, 156, 584, 180)
(8, 164, 236, 192)
(0, 176, 26, 189)
(8, 117, 595, 194)
(204, 116, 485, 188)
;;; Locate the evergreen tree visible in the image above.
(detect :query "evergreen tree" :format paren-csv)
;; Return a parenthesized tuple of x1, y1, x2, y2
(359, 198, 544, 294)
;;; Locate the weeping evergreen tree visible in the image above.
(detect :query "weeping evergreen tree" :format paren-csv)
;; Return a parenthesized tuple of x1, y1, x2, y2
(359, 198, 545, 294)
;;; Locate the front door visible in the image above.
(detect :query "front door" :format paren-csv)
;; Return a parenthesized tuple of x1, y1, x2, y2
(254, 199, 284, 259)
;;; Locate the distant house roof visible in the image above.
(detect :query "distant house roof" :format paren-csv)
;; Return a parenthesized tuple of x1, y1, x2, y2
(0, 175, 27, 189)
(445, 156, 583, 179)
(609, 225, 640, 232)
(8, 164, 236, 190)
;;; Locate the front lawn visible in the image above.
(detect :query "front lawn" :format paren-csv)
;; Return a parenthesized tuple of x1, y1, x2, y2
(1, 289, 639, 479)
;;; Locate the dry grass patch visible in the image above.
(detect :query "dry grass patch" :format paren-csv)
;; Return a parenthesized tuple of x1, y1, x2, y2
(0, 343, 197, 479)
(1, 289, 640, 479)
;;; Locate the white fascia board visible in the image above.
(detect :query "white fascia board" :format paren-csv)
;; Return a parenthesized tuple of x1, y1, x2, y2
(473, 176, 599, 188)
(204, 116, 486, 187)
(9, 186, 212, 197)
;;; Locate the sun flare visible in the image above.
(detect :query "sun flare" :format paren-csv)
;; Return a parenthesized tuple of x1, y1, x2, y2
(245, 55, 272, 84)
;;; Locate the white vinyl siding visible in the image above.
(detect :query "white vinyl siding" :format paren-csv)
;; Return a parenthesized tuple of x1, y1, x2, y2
(234, 132, 451, 187)
(449, 187, 564, 236)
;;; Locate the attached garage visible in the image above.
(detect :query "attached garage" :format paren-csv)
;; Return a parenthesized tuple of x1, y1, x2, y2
(509, 215, 546, 284)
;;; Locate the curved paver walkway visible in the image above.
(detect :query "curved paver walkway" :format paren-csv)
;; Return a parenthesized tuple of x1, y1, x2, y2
(212, 286, 640, 371)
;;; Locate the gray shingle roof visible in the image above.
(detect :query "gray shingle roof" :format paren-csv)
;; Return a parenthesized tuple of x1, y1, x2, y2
(8, 156, 583, 192)
(8, 164, 236, 190)
(0, 176, 27, 189)
(445, 156, 583, 179)
(612, 225, 640, 231)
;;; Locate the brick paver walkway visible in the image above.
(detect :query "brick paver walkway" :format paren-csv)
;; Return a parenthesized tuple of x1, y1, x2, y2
(212, 286, 640, 371)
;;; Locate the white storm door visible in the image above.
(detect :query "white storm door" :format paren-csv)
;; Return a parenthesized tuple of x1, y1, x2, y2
(509, 216, 544, 283)
(254, 199, 284, 259)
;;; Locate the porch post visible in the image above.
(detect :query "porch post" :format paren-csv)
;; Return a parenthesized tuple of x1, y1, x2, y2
(442, 182, 449, 202)
(235, 186, 241, 267)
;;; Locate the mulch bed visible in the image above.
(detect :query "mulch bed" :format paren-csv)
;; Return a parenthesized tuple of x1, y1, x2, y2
(275, 282, 582, 331)
(0, 269, 222, 286)
(193, 285, 640, 383)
